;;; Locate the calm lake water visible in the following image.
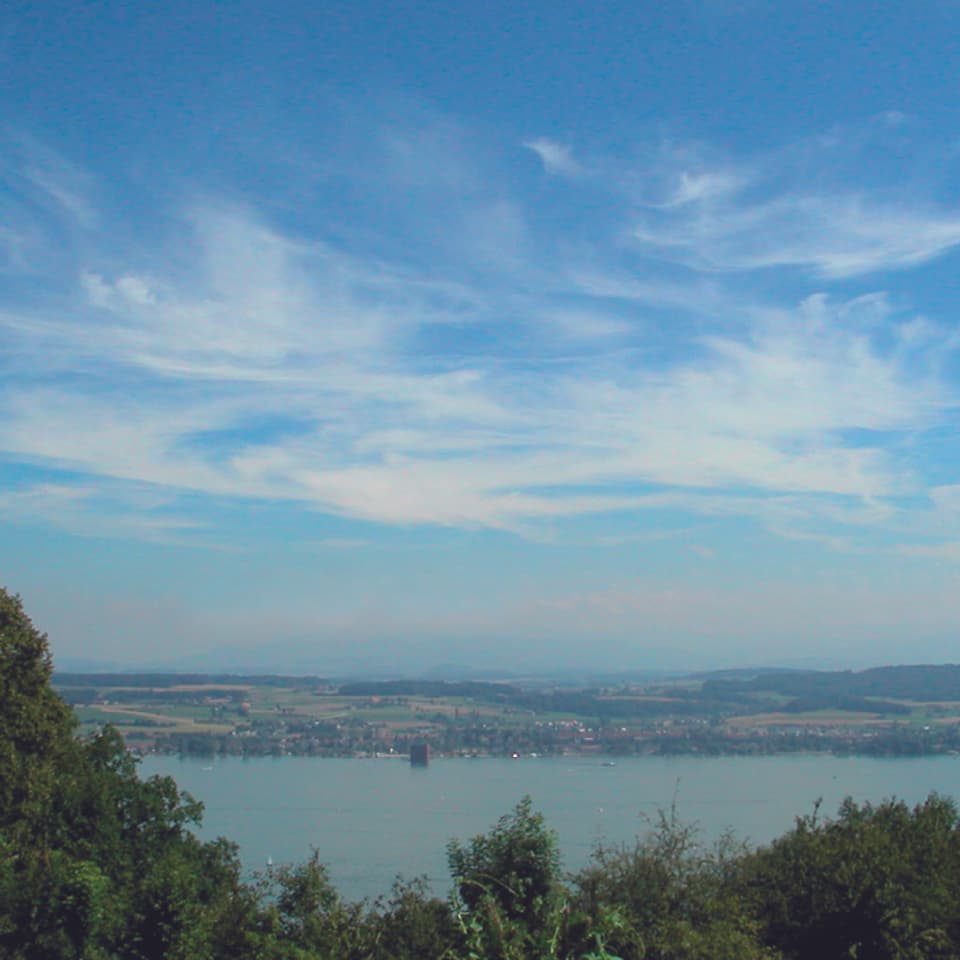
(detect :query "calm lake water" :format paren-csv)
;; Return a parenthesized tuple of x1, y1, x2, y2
(141, 754, 960, 902)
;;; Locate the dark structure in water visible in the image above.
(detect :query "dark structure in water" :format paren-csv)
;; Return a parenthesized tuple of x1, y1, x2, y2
(410, 742, 430, 765)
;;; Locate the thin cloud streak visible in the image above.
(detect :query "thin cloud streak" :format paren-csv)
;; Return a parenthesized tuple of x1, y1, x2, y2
(633, 192, 960, 278)
(532, 124, 960, 279)
(1, 121, 958, 556)
(523, 138, 583, 177)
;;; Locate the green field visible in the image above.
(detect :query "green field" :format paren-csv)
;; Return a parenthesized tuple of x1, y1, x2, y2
(53, 669, 960, 758)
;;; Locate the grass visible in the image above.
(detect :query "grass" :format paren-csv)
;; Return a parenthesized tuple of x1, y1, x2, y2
(726, 710, 892, 728)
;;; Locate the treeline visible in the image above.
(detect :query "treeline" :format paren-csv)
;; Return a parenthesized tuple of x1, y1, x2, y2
(10, 587, 960, 959)
(336, 680, 737, 720)
(337, 680, 518, 699)
(54, 672, 327, 689)
(283, 675, 941, 719)
(58, 687, 249, 706)
(779, 695, 910, 715)
(703, 663, 960, 702)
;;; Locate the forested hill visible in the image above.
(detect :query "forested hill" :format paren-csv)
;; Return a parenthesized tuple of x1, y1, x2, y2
(702, 663, 960, 700)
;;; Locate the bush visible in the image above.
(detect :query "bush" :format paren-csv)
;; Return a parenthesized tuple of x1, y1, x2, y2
(742, 794, 960, 960)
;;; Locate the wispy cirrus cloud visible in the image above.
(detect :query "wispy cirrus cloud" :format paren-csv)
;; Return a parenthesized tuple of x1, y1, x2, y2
(523, 138, 583, 177)
(633, 191, 960, 278)
(1, 115, 959, 557)
(649, 169, 744, 208)
(525, 122, 960, 279)
(0, 481, 210, 545)
(0, 135, 97, 273)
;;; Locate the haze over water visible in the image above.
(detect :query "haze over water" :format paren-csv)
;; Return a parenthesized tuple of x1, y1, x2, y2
(143, 754, 960, 902)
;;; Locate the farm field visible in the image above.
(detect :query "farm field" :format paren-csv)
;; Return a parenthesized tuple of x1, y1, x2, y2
(54, 667, 960, 759)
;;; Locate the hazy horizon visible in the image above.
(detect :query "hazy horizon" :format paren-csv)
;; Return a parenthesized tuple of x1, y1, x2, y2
(48, 644, 957, 681)
(4, 2, 960, 671)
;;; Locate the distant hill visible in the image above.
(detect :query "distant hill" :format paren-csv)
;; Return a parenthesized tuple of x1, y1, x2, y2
(53, 672, 329, 688)
(336, 679, 518, 698)
(686, 666, 808, 682)
(702, 664, 960, 701)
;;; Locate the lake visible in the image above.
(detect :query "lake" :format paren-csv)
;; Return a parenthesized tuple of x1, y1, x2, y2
(140, 754, 960, 902)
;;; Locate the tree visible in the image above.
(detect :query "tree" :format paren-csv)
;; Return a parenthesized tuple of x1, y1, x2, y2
(0, 589, 75, 836)
(447, 796, 564, 958)
(571, 805, 778, 960)
(742, 794, 960, 960)
(0, 586, 267, 959)
(372, 876, 460, 960)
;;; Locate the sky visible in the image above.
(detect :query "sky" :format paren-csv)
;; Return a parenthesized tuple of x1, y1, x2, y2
(3, 1, 960, 673)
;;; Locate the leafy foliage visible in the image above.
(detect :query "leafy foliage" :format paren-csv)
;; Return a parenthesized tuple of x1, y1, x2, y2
(0, 590, 75, 840)
(743, 794, 960, 960)
(570, 805, 778, 960)
(447, 796, 565, 958)
(0, 588, 259, 960)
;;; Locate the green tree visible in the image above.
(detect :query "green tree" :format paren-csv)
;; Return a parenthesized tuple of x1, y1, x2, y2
(571, 806, 778, 960)
(0, 586, 267, 959)
(260, 852, 376, 959)
(371, 877, 461, 960)
(742, 794, 960, 960)
(447, 796, 565, 958)
(0, 590, 75, 839)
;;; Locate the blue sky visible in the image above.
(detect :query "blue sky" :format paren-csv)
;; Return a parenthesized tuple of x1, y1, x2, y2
(3, 1, 960, 672)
